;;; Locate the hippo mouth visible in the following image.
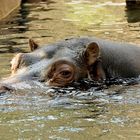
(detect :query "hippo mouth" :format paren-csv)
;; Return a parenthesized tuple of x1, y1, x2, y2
(45, 60, 76, 87)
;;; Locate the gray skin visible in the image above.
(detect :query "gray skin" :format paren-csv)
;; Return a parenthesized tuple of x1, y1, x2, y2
(31, 36, 140, 78)
(1, 36, 140, 88)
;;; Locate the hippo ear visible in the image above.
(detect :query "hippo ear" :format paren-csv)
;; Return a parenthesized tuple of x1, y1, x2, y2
(85, 42, 100, 65)
(10, 53, 23, 75)
(29, 39, 39, 52)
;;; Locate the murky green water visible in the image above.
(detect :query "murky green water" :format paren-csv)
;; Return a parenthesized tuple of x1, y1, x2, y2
(0, 0, 140, 139)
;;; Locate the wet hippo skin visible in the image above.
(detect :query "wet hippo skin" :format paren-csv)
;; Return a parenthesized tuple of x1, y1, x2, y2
(1, 37, 140, 87)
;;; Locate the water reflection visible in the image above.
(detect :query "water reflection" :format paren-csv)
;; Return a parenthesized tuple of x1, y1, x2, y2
(64, 1, 126, 29)
(126, 6, 140, 23)
(22, 0, 55, 4)
(0, 5, 29, 53)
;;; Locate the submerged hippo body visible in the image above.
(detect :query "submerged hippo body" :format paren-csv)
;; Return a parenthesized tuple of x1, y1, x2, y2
(1, 37, 140, 88)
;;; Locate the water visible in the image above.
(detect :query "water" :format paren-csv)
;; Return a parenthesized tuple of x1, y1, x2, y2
(0, 0, 140, 139)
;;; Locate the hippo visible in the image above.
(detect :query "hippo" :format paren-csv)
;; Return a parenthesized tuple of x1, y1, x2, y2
(0, 37, 140, 89)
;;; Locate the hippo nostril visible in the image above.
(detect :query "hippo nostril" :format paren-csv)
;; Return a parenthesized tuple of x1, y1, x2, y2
(38, 78, 45, 82)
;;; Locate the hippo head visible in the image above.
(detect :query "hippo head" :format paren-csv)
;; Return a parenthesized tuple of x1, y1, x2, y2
(9, 39, 105, 87)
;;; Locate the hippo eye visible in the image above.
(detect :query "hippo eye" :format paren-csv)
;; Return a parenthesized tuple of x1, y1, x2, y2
(60, 70, 71, 77)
